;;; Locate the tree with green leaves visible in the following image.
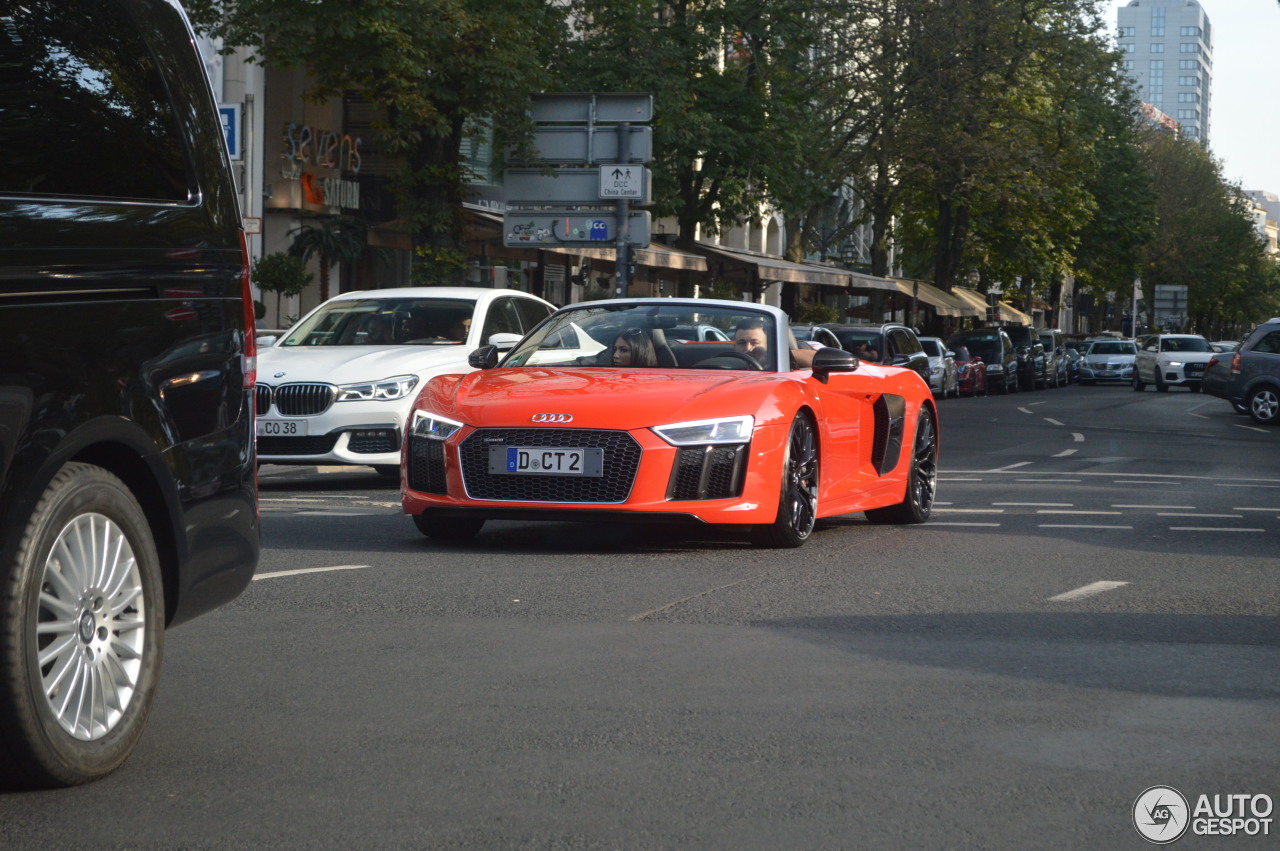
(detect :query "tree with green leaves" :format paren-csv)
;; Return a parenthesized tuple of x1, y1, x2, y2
(288, 216, 389, 302)
(252, 252, 312, 325)
(189, 0, 566, 284)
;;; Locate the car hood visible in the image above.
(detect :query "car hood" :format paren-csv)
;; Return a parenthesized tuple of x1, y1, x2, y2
(1084, 353, 1136, 364)
(421, 368, 785, 430)
(1154, 351, 1214, 363)
(258, 344, 469, 384)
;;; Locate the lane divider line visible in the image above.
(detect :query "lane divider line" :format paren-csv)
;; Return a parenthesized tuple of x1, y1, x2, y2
(1039, 524, 1133, 530)
(1072, 433, 1085, 442)
(1048, 581, 1129, 602)
(254, 564, 371, 581)
(1168, 527, 1264, 533)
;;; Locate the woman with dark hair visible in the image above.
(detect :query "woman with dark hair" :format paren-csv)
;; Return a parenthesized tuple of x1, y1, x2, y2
(612, 327, 659, 367)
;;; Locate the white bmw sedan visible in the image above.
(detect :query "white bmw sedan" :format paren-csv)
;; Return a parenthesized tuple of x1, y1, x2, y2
(256, 287, 555, 473)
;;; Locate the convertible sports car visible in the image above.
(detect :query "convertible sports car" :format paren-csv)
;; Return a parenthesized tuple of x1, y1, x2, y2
(401, 299, 938, 548)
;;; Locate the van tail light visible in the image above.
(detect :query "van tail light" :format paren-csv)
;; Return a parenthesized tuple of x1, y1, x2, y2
(240, 229, 257, 390)
(1230, 353, 1241, 376)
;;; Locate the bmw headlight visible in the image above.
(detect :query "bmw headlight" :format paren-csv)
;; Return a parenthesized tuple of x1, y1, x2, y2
(652, 415, 754, 446)
(411, 410, 464, 441)
(337, 374, 419, 402)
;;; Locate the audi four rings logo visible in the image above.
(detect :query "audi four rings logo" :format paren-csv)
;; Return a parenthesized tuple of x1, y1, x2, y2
(531, 413, 573, 423)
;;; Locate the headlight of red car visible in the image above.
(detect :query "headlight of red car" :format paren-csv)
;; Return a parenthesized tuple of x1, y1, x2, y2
(651, 415, 754, 446)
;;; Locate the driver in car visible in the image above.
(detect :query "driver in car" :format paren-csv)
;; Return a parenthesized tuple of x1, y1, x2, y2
(733, 318, 815, 369)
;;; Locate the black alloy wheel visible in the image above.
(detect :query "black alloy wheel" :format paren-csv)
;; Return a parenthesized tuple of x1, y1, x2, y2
(752, 414, 819, 548)
(865, 406, 937, 525)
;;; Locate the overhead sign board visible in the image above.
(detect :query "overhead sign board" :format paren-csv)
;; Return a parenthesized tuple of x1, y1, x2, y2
(504, 210, 651, 248)
(530, 92, 653, 124)
(504, 167, 651, 206)
(521, 126, 652, 165)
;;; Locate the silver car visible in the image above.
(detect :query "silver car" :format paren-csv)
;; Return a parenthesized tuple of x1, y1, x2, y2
(1079, 339, 1137, 384)
(918, 336, 959, 397)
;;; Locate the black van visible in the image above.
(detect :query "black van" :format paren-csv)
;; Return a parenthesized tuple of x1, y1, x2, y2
(0, 0, 259, 786)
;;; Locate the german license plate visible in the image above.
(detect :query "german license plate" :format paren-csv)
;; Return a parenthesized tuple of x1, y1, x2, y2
(488, 446, 604, 477)
(257, 418, 308, 437)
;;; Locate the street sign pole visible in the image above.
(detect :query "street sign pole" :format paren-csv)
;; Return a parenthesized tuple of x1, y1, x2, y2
(615, 123, 631, 299)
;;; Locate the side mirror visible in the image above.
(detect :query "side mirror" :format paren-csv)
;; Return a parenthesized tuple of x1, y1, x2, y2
(468, 345, 500, 370)
(487, 332, 523, 351)
(891, 353, 911, 366)
(810, 347, 858, 384)
(256, 335, 278, 347)
(945, 350, 955, 358)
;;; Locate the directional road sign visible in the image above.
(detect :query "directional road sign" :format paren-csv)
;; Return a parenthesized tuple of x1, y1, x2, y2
(504, 167, 652, 206)
(530, 93, 653, 124)
(503, 210, 651, 248)
(519, 126, 652, 165)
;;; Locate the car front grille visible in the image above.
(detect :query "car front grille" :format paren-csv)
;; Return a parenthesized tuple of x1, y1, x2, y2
(1185, 363, 1206, 375)
(257, 434, 340, 455)
(347, 429, 399, 454)
(668, 445, 747, 500)
(460, 428, 641, 503)
(259, 383, 336, 416)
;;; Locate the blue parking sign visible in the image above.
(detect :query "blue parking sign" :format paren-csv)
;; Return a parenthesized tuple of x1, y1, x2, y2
(218, 104, 241, 161)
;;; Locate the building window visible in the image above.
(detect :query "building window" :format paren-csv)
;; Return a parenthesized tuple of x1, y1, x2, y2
(1179, 59, 1198, 70)
(1150, 43, 1164, 53)
(1178, 76, 1199, 87)
(1150, 60, 1164, 72)
(1178, 92, 1200, 103)
(1121, 42, 1135, 53)
(1118, 26, 1136, 38)
(1123, 60, 1135, 71)
(1180, 26, 1201, 37)
(1180, 43, 1199, 54)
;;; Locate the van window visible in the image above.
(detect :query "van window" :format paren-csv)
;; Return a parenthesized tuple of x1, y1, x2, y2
(0, 1, 191, 200)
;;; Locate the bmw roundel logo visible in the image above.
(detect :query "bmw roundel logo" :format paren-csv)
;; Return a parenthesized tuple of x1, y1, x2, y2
(273, 371, 286, 378)
(531, 413, 573, 423)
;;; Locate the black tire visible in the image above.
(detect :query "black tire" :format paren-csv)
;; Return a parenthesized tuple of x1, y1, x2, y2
(1133, 372, 1145, 391)
(751, 414, 819, 548)
(413, 512, 485, 541)
(0, 463, 164, 788)
(865, 406, 937, 525)
(1188, 384, 1201, 393)
(1247, 386, 1279, 425)
(1155, 372, 1168, 392)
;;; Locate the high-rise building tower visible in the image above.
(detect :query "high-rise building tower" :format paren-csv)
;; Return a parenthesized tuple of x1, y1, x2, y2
(1116, 0, 1213, 144)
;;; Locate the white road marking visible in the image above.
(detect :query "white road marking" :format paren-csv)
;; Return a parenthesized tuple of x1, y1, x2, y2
(1039, 524, 1133, 530)
(940, 477, 985, 481)
(1072, 433, 1085, 442)
(255, 564, 370, 580)
(1017, 407, 1034, 414)
(1037, 509, 1123, 515)
(924, 522, 1002, 527)
(295, 510, 391, 516)
(1234, 424, 1270, 433)
(260, 497, 327, 503)
(1234, 506, 1280, 511)
(1048, 581, 1129, 602)
(1113, 480, 1170, 485)
(1188, 413, 1210, 420)
(1112, 504, 1194, 509)
(1044, 418, 1065, 426)
(1216, 483, 1280, 489)
(1168, 527, 1265, 532)
(1053, 449, 1077, 457)
(989, 462, 1033, 471)
(935, 508, 1005, 513)
(1017, 478, 1081, 482)
(1157, 512, 1242, 519)
(995, 502, 1072, 506)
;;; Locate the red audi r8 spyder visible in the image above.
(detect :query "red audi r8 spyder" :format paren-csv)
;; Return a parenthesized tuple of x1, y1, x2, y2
(401, 299, 938, 548)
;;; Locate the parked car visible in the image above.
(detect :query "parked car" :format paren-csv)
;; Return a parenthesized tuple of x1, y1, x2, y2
(403, 299, 938, 549)
(1078, 339, 1138, 385)
(948, 328, 1019, 394)
(1132, 334, 1215, 392)
(1038, 328, 1070, 387)
(951, 344, 989, 397)
(1202, 317, 1280, 425)
(790, 324, 844, 351)
(918, 336, 959, 398)
(0, 0, 259, 787)
(1210, 340, 1240, 353)
(818, 322, 931, 385)
(1003, 324, 1048, 390)
(255, 287, 555, 473)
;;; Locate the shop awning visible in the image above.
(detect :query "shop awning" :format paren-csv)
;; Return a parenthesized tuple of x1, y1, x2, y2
(890, 279, 979, 317)
(951, 287, 1035, 324)
(695, 242, 855, 287)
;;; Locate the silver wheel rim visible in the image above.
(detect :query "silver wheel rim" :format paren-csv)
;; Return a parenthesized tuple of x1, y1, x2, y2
(36, 512, 146, 741)
(1253, 390, 1278, 422)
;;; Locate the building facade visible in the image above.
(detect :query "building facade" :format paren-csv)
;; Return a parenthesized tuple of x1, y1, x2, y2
(1117, 0, 1213, 144)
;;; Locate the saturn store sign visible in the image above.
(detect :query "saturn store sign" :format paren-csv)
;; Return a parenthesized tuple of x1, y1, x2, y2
(265, 122, 362, 213)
